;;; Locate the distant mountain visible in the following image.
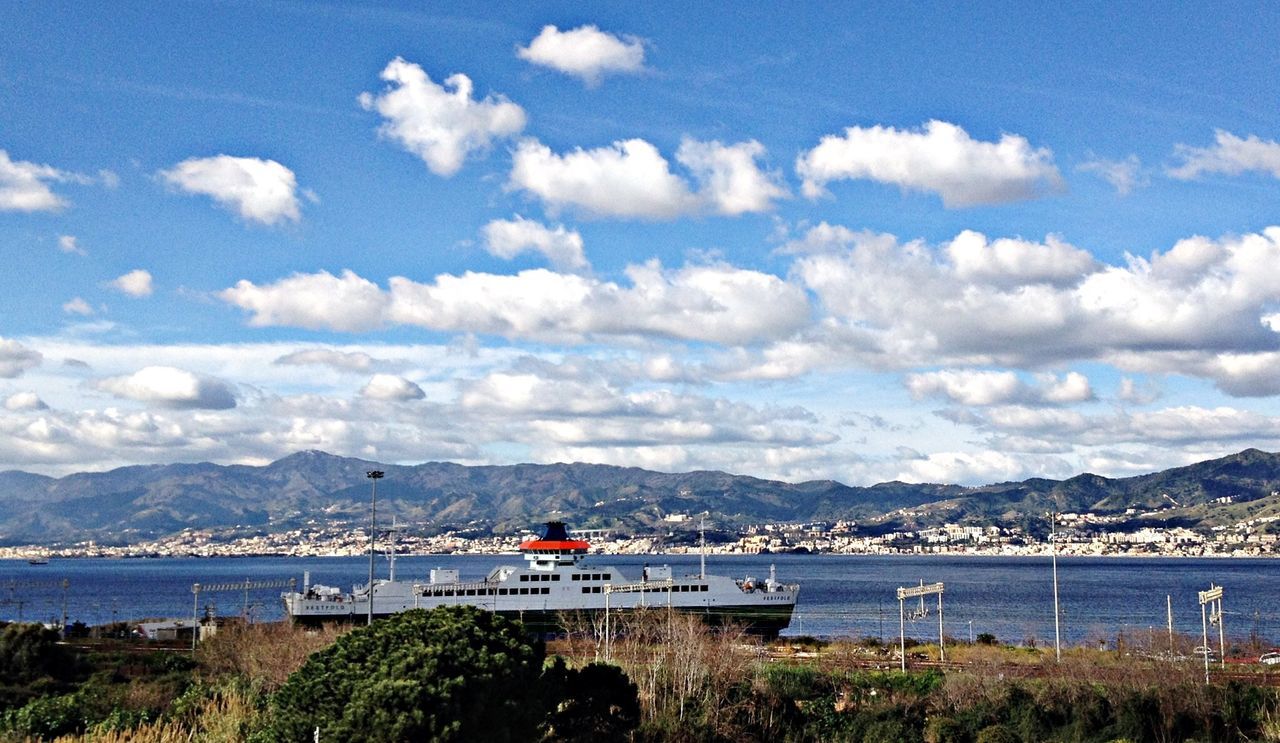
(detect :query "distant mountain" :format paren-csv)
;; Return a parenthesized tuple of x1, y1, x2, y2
(1, 448, 1278, 545)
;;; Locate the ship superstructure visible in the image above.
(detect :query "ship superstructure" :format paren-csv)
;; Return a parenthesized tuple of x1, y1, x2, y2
(282, 521, 799, 637)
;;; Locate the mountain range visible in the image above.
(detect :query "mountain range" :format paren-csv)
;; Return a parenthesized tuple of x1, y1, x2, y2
(2, 448, 1279, 546)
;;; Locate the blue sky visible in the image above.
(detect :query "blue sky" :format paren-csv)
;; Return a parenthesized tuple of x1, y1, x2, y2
(2, 1, 1280, 484)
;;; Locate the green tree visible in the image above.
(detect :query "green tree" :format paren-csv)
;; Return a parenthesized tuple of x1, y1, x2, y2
(264, 606, 547, 742)
(544, 661, 640, 742)
(0, 623, 75, 686)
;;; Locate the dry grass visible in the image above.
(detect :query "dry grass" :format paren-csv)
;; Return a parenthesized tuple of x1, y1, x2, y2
(196, 620, 347, 692)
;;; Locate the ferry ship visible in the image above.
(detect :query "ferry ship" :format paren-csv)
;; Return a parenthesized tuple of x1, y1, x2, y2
(282, 522, 799, 637)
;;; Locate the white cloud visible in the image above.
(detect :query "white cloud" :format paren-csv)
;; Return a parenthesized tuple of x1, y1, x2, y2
(675, 138, 788, 215)
(0, 338, 42, 378)
(109, 269, 153, 297)
(220, 270, 386, 332)
(509, 137, 784, 218)
(360, 374, 425, 401)
(160, 155, 303, 225)
(517, 24, 646, 86)
(226, 262, 809, 346)
(93, 366, 236, 409)
(510, 138, 698, 219)
(796, 120, 1063, 207)
(905, 369, 1093, 406)
(0, 150, 71, 211)
(387, 261, 810, 344)
(58, 235, 86, 256)
(4, 392, 48, 412)
(62, 297, 94, 316)
(274, 349, 376, 372)
(1117, 377, 1160, 405)
(894, 449, 1069, 484)
(1077, 154, 1146, 195)
(481, 216, 588, 271)
(1169, 130, 1280, 180)
(945, 230, 1096, 286)
(764, 224, 1280, 381)
(359, 57, 526, 176)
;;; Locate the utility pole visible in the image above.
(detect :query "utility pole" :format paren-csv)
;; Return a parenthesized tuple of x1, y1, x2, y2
(366, 470, 384, 626)
(897, 581, 945, 670)
(1050, 511, 1061, 662)
(1198, 583, 1225, 684)
(1167, 595, 1174, 659)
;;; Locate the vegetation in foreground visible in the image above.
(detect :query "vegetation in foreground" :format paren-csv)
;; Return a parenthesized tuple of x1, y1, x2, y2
(0, 613, 1279, 742)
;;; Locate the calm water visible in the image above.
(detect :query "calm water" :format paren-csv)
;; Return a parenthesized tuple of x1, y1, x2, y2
(2, 554, 1277, 646)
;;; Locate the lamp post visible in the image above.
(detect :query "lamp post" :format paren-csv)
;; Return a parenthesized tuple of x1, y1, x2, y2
(366, 470, 384, 626)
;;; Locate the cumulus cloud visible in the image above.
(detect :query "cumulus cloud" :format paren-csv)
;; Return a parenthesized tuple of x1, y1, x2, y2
(359, 374, 426, 401)
(58, 235, 86, 255)
(109, 269, 153, 297)
(945, 230, 1096, 286)
(0, 338, 42, 378)
(93, 366, 236, 409)
(359, 57, 526, 176)
(481, 215, 588, 271)
(160, 155, 303, 225)
(509, 137, 785, 218)
(220, 270, 385, 332)
(1117, 377, 1161, 405)
(274, 348, 376, 372)
(62, 297, 94, 316)
(225, 261, 809, 345)
(1169, 130, 1280, 180)
(0, 150, 74, 211)
(517, 24, 646, 86)
(1077, 154, 1147, 195)
(676, 138, 789, 215)
(795, 120, 1063, 207)
(4, 391, 48, 412)
(905, 369, 1093, 406)
(510, 138, 698, 218)
(759, 224, 1280, 384)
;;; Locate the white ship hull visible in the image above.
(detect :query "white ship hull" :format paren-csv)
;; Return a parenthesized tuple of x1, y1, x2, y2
(283, 523, 798, 637)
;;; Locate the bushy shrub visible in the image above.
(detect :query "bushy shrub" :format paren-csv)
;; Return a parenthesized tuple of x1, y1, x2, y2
(263, 606, 546, 742)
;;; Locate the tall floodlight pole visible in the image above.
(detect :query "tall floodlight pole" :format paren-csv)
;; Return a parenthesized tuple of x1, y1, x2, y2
(1050, 511, 1061, 662)
(366, 470, 384, 626)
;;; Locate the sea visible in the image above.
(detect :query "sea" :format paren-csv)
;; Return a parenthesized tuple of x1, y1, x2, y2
(2, 554, 1278, 647)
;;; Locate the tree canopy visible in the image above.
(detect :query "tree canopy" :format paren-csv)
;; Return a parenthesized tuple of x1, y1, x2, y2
(264, 607, 547, 742)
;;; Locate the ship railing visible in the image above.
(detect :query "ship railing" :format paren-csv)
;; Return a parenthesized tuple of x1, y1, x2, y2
(410, 579, 495, 594)
(603, 579, 675, 595)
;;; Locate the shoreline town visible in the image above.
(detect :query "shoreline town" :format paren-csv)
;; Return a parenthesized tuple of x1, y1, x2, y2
(3, 510, 1277, 561)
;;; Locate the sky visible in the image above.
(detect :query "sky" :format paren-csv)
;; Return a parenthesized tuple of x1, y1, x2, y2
(2, 1, 1280, 485)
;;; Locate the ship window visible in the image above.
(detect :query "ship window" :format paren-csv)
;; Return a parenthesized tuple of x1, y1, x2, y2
(701, 585, 708, 592)
(581, 587, 591, 594)
(498, 589, 508, 596)
(552, 575, 560, 581)
(519, 575, 528, 582)
(518, 587, 527, 595)
(541, 587, 549, 594)
(571, 574, 580, 581)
